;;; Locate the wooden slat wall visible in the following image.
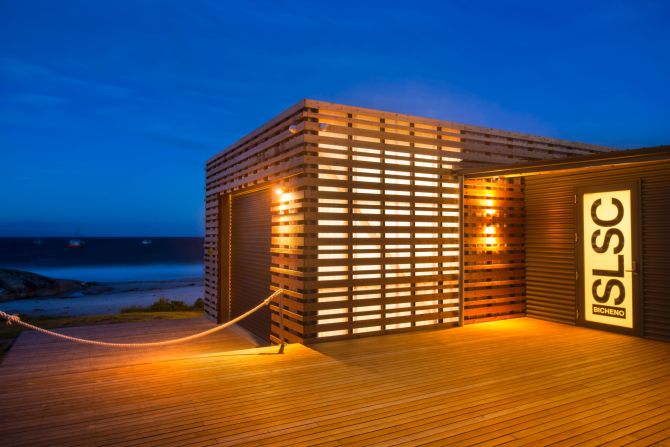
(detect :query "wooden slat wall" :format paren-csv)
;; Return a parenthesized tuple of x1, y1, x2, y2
(206, 99, 611, 344)
(524, 161, 670, 341)
(463, 177, 526, 323)
(205, 100, 310, 344)
(269, 173, 312, 344)
(300, 109, 462, 342)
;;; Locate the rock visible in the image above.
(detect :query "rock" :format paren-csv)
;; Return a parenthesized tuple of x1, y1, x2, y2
(0, 268, 86, 302)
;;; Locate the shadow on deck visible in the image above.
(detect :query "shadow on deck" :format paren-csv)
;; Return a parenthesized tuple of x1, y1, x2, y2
(1, 317, 670, 446)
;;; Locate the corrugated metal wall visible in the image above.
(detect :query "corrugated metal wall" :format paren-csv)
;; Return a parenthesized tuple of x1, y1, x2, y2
(525, 175, 578, 324)
(525, 161, 670, 340)
(640, 165, 670, 341)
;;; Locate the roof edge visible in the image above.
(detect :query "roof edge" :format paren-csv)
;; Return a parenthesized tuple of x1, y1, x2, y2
(458, 146, 670, 178)
(206, 99, 307, 165)
(303, 98, 613, 152)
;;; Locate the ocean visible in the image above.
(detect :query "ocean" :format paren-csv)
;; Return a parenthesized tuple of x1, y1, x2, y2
(0, 237, 204, 282)
(0, 237, 205, 316)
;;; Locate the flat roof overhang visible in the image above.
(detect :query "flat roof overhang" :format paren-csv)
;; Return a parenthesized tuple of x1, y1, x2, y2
(458, 145, 670, 179)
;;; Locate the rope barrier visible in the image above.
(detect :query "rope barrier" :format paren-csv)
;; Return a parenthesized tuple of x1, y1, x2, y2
(0, 289, 284, 349)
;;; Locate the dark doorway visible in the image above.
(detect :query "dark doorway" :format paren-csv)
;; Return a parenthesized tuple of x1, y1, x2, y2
(230, 188, 272, 341)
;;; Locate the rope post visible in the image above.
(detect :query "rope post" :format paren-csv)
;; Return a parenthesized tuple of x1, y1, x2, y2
(277, 291, 286, 354)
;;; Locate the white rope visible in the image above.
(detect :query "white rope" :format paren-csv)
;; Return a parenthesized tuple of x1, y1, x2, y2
(0, 289, 283, 348)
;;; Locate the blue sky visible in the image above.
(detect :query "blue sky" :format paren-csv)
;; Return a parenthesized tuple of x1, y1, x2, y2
(1, 0, 669, 236)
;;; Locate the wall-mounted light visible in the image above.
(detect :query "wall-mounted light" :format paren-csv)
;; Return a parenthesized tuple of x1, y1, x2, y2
(275, 187, 285, 196)
(289, 124, 299, 134)
(485, 202, 498, 227)
(484, 207, 497, 245)
(485, 225, 496, 245)
(318, 123, 329, 131)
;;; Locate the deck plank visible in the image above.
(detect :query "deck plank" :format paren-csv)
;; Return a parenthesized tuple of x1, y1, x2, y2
(0, 317, 669, 446)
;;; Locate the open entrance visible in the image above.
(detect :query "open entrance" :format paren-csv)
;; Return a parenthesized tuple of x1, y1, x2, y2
(230, 188, 272, 341)
(577, 183, 641, 335)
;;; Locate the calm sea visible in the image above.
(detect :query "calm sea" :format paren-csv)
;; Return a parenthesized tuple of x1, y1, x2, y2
(0, 237, 204, 282)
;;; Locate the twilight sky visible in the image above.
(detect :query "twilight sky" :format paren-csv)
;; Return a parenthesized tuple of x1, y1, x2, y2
(1, 0, 669, 236)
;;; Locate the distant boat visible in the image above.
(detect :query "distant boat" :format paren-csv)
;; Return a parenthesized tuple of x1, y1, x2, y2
(68, 238, 84, 248)
(33, 238, 45, 245)
(69, 229, 85, 248)
(141, 239, 153, 245)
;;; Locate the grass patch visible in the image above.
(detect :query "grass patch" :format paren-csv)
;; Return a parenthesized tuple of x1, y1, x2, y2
(121, 297, 204, 313)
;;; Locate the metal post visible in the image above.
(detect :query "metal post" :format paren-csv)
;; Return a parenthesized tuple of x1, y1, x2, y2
(277, 291, 286, 354)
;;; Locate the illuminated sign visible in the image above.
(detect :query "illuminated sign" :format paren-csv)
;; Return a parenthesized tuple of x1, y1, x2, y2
(583, 189, 634, 329)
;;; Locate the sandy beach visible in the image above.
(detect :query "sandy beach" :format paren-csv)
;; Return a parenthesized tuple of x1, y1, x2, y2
(0, 277, 204, 317)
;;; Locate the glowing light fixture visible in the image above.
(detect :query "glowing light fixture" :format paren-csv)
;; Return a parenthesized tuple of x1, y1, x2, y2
(275, 187, 285, 196)
(484, 212, 496, 245)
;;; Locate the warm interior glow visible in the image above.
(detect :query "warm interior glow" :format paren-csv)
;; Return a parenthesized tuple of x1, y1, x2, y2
(313, 111, 465, 339)
(275, 187, 285, 196)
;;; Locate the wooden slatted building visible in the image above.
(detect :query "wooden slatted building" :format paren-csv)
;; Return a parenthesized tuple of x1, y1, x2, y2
(205, 99, 612, 344)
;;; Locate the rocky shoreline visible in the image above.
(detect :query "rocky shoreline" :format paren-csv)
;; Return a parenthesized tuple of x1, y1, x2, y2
(0, 268, 93, 302)
(0, 269, 204, 317)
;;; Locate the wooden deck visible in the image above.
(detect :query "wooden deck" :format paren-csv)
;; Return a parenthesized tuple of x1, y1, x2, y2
(1, 317, 670, 446)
